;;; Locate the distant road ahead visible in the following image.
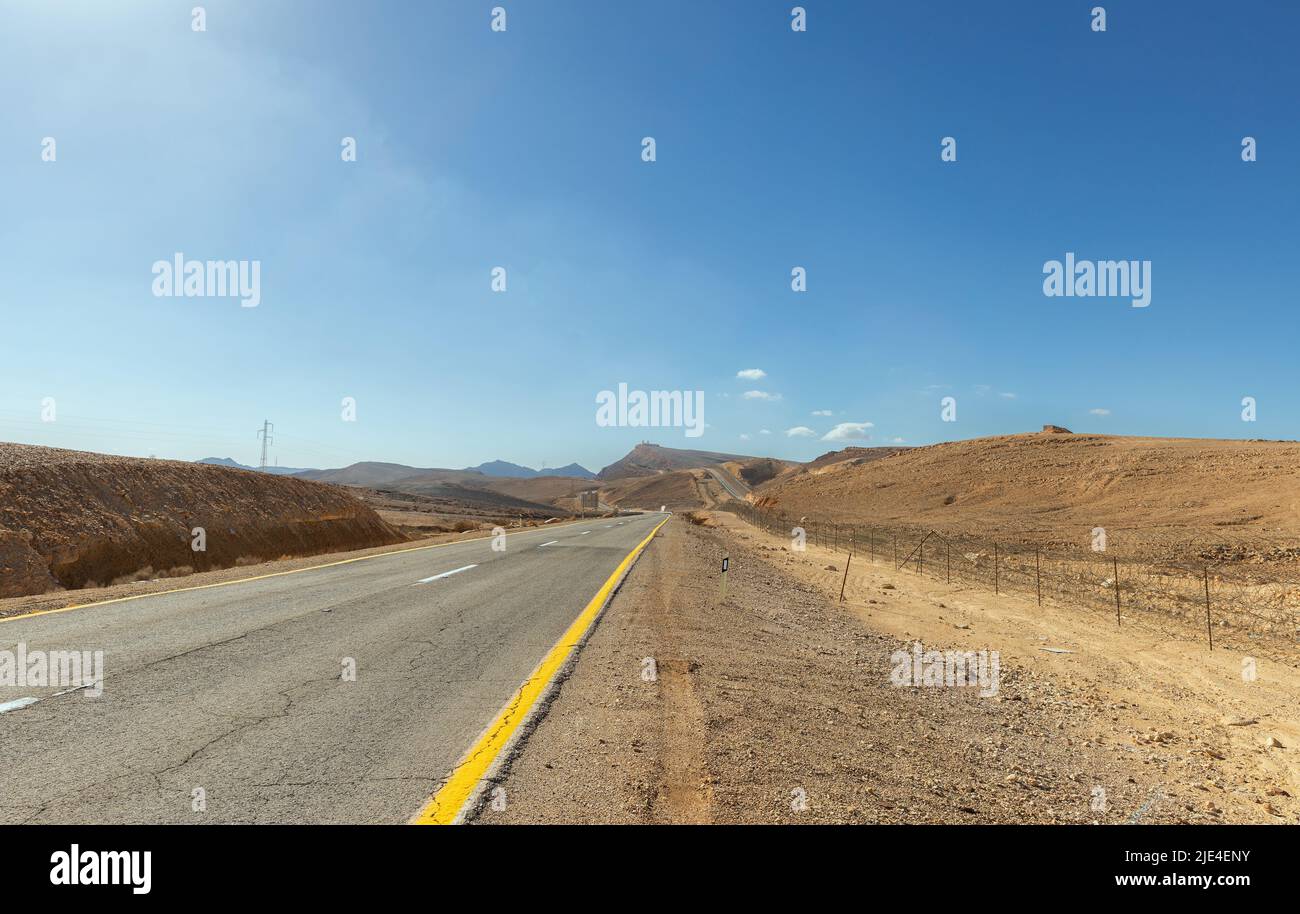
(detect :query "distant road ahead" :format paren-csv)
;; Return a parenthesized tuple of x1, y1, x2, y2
(0, 513, 665, 824)
(706, 466, 750, 500)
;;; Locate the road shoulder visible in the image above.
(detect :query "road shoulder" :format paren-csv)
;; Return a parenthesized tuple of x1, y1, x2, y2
(481, 517, 1223, 824)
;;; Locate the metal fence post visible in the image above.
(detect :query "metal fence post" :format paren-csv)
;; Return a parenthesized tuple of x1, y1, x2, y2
(1035, 547, 1041, 606)
(1113, 557, 1121, 627)
(1203, 566, 1213, 650)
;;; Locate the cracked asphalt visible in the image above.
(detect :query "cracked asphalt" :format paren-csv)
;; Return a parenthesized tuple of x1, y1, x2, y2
(0, 512, 665, 823)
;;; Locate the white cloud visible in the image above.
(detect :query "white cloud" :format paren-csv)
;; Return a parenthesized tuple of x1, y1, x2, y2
(999, 392, 1017, 399)
(1089, 408, 1111, 416)
(759, 429, 772, 435)
(736, 368, 767, 381)
(743, 390, 781, 401)
(889, 437, 905, 444)
(811, 409, 832, 416)
(822, 421, 873, 441)
(785, 426, 817, 438)
(739, 433, 751, 441)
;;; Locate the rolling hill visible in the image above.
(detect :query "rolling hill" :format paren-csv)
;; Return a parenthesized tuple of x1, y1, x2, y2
(466, 459, 596, 479)
(751, 430, 1300, 558)
(197, 457, 316, 476)
(598, 442, 772, 480)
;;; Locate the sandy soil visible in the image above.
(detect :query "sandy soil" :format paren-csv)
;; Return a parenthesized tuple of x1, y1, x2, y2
(755, 432, 1300, 563)
(481, 517, 1295, 824)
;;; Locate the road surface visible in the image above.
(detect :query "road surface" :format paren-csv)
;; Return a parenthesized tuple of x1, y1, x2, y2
(706, 466, 750, 500)
(0, 513, 666, 824)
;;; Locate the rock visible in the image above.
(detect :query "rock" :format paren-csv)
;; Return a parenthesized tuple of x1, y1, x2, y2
(1222, 716, 1258, 726)
(0, 530, 60, 598)
(1041, 425, 1073, 434)
(1264, 736, 1285, 749)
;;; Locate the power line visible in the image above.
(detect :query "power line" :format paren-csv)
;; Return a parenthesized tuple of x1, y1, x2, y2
(257, 420, 274, 470)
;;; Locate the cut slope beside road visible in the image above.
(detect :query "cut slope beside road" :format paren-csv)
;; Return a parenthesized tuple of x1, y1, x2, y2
(0, 443, 403, 598)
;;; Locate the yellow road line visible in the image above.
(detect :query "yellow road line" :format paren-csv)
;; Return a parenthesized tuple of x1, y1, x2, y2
(0, 516, 613, 626)
(411, 515, 670, 825)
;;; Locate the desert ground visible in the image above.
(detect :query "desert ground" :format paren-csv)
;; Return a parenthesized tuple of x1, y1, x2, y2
(2, 432, 1296, 827)
(481, 514, 1297, 824)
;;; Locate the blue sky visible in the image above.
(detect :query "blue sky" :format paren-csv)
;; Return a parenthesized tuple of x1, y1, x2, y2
(1, 1, 1296, 473)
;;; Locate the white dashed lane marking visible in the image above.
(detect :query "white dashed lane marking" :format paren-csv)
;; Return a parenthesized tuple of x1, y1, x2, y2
(414, 564, 478, 584)
(0, 697, 38, 714)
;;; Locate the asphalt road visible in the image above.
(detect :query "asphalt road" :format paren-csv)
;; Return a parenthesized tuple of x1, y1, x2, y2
(706, 466, 750, 500)
(0, 513, 666, 824)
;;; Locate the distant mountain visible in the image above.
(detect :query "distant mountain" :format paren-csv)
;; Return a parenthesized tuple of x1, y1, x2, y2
(467, 460, 596, 479)
(197, 457, 315, 476)
(202, 457, 596, 487)
(292, 462, 459, 487)
(468, 460, 538, 478)
(540, 463, 596, 479)
(598, 443, 758, 480)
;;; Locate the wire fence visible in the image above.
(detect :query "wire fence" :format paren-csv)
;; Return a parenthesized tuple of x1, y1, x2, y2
(726, 502, 1300, 664)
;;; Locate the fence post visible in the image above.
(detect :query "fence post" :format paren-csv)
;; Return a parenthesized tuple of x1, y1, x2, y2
(870, 528, 875, 563)
(919, 537, 924, 577)
(946, 541, 951, 584)
(1203, 566, 1213, 650)
(1035, 547, 1041, 606)
(839, 553, 852, 602)
(993, 543, 999, 594)
(893, 534, 897, 567)
(1113, 557, 1121, 627)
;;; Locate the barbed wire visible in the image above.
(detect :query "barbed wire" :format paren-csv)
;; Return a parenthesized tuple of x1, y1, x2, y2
(727, 503, 1299, 665)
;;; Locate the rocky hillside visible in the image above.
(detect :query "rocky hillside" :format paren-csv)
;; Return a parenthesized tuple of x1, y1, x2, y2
(598, 443, 764, 480)
(753, 431, 1300, 558)
(0, 444, 404, 597)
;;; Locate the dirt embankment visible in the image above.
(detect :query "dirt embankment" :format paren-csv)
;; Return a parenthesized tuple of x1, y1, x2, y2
(755, 432, 1300, 560)
(0, 443, 404, 597)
